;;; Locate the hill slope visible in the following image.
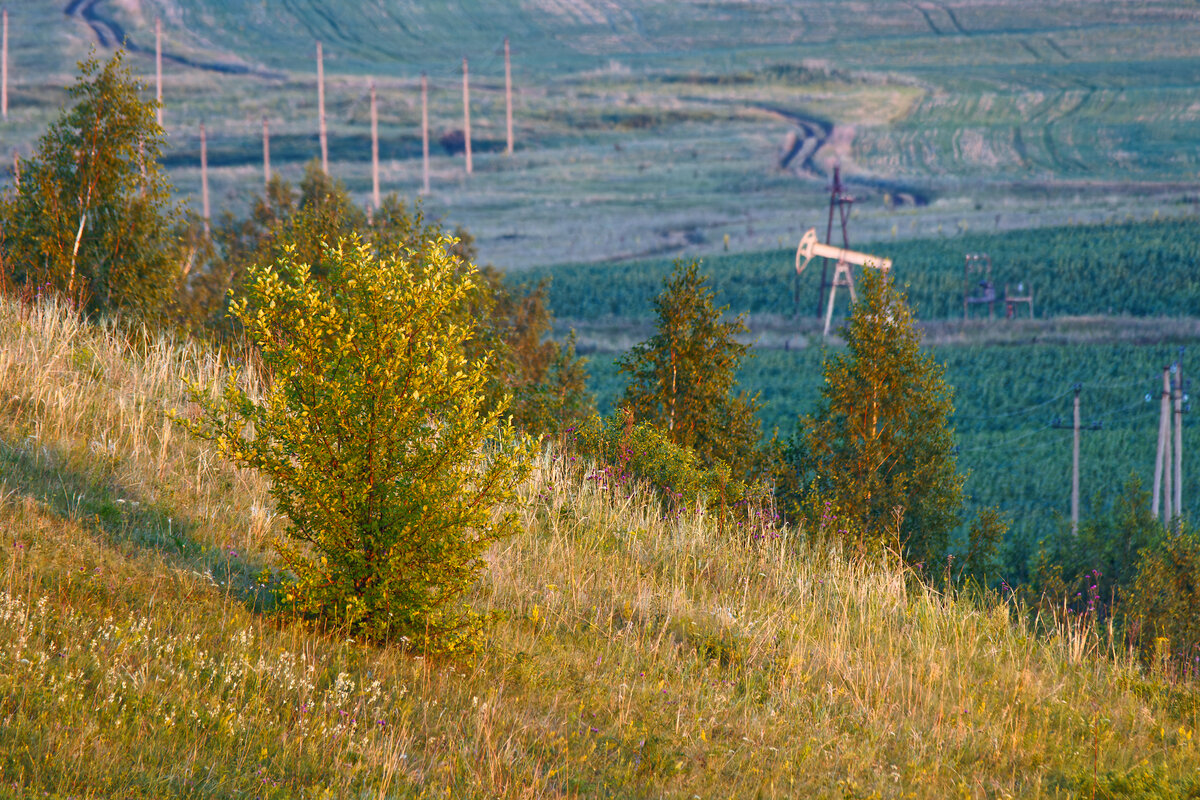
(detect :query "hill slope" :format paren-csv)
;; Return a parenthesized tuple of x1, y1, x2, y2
(0, 295, 1198, 797)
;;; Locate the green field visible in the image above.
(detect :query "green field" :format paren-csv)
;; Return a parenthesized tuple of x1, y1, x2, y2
(3, 1, 1200, 268)
(584, 342, 1199, 581)
(524, 217, 1200, 322)
(534, 217, 1200, 580)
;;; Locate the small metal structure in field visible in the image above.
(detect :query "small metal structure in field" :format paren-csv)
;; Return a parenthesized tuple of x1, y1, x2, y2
(812, 164, 855, 318)
(1004, 282, 1034, 319)
(963, 252, 995, 319)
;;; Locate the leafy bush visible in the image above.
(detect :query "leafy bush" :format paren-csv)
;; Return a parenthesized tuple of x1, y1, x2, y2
(181, 238, 533, 650)
(1125, 525, 1200, 673)
(570, 410, 776, 538)
(1025, 477, 1164, 622)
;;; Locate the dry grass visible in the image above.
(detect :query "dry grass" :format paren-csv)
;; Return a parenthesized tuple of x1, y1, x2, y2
(0, 294, 1198, 798)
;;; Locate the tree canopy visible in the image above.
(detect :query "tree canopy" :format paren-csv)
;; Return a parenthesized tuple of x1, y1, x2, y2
(783, 270, 963, 564)
(619, 259, 761, 478)
(1, 51, 178, 318)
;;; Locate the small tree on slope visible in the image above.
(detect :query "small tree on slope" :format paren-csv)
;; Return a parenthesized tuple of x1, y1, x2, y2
(619, 259, 762, 478)
(784, 269, 963, 565)
(182, 238, 532, 650)
(1, 51, 178, 318)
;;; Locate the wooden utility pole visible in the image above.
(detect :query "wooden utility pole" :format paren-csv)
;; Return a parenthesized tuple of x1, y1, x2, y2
(1049, 383, 1102, 534)
(370, 79, 380, 211)
(2, 8, 9, 121)
(421, 72, 430, 194)
(1154, 366, 1172, 520)
(317, 41, 328, 173)
(504, 37, 513, 155)
(462, 57, 472, 174)
(262, 117, 270, 187)
(1175, 355, 1184, 526)
(155, 17, 162, 126)
(200, 122, 210, 237)
(1072, 384, 1081, 535)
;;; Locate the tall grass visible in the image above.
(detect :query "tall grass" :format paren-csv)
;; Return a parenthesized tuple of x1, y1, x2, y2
(0, 294, 1197, 798)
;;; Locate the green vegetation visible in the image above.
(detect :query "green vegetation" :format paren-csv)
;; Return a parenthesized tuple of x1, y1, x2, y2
(2, 294, 1199, 796)
(0, 51, 179, 318)
(779, 271, 965, 566)
(527, 216, 1200, 322)
(3, 7, 1200, 795)
(181, 239, 532, 649)
(619, 260, 760, 478)
(587, 339, 1200, 581)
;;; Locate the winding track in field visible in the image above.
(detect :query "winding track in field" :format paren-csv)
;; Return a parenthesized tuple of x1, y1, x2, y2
(63, 0, 281, 77)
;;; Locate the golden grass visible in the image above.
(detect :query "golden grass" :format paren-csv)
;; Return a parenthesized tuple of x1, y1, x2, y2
(0, 294, 1197, 798)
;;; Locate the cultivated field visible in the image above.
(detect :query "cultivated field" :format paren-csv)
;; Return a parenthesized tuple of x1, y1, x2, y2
(3, 1, 1200, 267)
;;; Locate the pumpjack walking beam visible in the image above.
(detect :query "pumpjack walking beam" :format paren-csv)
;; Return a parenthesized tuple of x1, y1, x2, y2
(795, 228, 892, 336)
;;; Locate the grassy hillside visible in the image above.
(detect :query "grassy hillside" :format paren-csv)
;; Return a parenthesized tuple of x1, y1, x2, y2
(2, 296, 1200, 796)
(3, 1, 1200, 267)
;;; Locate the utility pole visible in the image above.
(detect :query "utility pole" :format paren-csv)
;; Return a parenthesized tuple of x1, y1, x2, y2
(1154, 366, 1172, 521)
(200, 122, 210, 237)
(462, 57, 472, 174)
(420, 72, 430, 195)
(504, 37, 513, 156)
(370, 79, 380, 211)
(1072, 384, 1080, 535)
(1175, 352, 1185, 528)
(317, 41, 328, 174)
(1052, 383, 1100, 535)
(2, 8, 8, 121)
(155, 17, 163, 126)
(262, 117, 270, 187)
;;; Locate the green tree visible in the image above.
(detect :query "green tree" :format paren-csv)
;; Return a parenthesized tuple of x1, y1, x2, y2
(478, 268, 595, 436)
(181, 238, 533, 650)
(619, 259, 761, 477)
(186, 167, 594, 434)
(784, 269, 963, 564)
(0, 51, 178, 318)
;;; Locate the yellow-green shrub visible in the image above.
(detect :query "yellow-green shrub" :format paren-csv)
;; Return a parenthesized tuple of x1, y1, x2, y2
(180, 238, 532, 650)
(570, 410, 776, 538)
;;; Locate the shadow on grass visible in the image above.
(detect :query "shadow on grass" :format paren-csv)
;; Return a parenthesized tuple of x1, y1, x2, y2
(0, 435, 278, 613)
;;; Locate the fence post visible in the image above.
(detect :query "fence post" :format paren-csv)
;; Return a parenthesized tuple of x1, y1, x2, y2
(421, 72, 430, 194)
(370, 79, 380, 210)
(2, 8, 8, 121)
(200, 122, 210, 237)
(262, 117, 270, 188)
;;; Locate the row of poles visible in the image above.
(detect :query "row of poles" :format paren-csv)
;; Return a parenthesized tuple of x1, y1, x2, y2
(1, 10, 517, 230)
(1054, 353, 1186, 536)
(172, 29, 516, 233)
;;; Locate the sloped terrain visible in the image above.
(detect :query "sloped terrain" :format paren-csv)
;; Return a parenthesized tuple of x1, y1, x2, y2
(1, 297, 1198, 797)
